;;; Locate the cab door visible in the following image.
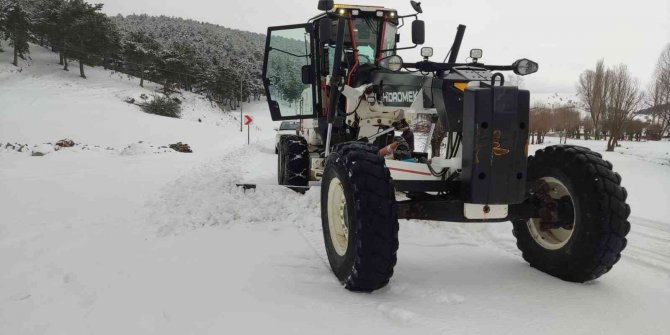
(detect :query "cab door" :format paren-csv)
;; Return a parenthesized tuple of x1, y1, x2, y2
(262, 24, 317, 121)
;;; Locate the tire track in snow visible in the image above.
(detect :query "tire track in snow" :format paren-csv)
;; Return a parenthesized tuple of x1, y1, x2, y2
(292, 218, 331, 269)
(625, 216, 670, 275)
(424, 214, 670, 277)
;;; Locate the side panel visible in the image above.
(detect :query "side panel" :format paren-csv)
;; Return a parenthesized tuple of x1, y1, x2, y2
(262, 24, 318, 121)
(431, 78, 465, 132)
(370, 72, 430, 108)
(461, 87, 529, 205)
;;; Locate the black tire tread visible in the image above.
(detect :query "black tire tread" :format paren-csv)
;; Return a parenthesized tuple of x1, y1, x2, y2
(325, 142, 399, 292)
(279, 135, 309, 192)
(512, 145, 631, 282)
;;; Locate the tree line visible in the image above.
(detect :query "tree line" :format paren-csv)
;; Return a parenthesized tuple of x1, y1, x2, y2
(0, 0, 264, 109)
(532, 45, 670, 151)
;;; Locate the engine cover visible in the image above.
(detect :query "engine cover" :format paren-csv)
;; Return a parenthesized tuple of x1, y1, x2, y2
(461, 86, 529, 205)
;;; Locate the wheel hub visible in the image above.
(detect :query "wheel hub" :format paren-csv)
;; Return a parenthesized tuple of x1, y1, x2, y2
(327, 177, 349, 256)
(527, 177, 576, 250)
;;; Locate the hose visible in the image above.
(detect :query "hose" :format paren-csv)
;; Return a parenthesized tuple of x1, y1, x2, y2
(427, 159, 448, 177)
(346, 95, 364, 116)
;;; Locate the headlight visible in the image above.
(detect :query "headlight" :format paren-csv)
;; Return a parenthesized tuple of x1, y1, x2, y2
(513, 59, 539, 76)
(381, 55, 403, 72)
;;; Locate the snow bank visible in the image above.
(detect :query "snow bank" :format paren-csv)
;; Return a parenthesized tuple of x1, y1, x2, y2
(149, 143, 321, 236)
(119, 141, 173, 156)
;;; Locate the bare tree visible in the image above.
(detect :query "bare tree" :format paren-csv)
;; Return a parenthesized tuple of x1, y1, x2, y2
(430, 121, 446, 158)
(410, 114, 446, 157)
(604, 64, 644, 151)
(647, 123, 664, 141)
(647, 44, 670, 138)
(623, 119, 646, 141)
(582, 116, 594, 140)
(554, 106, 581, 143)
(577, 60, 609, 140)
(529, 104, 551, 144)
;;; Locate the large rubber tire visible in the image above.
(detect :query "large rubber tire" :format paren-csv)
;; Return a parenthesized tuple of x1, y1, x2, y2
(512, 145, 631, 282)
(321, 143, 399, 292)
(278, 135, 309, 193)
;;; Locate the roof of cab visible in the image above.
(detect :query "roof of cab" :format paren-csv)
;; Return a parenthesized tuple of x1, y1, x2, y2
(331, 4, 396, 12)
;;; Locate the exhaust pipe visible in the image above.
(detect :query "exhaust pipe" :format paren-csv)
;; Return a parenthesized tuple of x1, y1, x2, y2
(446, 24, 466, 64)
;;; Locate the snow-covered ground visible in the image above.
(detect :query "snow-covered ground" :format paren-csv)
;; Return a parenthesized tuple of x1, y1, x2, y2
(2, 46, 670, 334)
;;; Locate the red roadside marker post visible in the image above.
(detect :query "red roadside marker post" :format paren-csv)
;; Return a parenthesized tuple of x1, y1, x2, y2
(244, 115, 254, 145)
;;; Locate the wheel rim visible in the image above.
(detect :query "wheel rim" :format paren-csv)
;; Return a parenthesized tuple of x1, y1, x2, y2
(527, 177, 576, 250)
(327, 177, 349, 256)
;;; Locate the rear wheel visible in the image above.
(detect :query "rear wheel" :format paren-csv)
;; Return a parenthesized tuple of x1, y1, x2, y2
(321, 143, 399, 292)
(277, 135, 309, 193)
(513, 145, 631, 282)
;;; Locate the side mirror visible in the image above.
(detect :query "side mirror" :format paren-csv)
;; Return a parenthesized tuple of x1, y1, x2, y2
(412, 20, 425, 45)
(318, 0, 334, 11)
(301, 65, 313, 84)
(513, 59, 539, 76)
(319, 18, 333, 44)
(274, 128, 279, 131)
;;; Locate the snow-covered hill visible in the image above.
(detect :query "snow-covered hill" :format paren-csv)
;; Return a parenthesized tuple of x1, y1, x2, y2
(1, 46, 670, 334)
(0, 45, 272, 156)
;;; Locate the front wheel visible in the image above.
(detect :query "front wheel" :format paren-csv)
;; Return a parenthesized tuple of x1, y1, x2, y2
(321, 143, 399, 292)
(512, 145, 631, 282)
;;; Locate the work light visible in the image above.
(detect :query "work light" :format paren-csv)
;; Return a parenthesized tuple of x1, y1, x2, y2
(421, 47, 434, 58)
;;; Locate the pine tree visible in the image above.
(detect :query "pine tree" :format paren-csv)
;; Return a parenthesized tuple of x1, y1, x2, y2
(113, 14, 264, 107)
(30, 0, 64, 50)
(70, 9, 114, 78)
(55, 0, 73, 70)
(158, 42, 198, 92)
(1, 0, 31, 66)
(53, 0, 89, 72)
(122, 30, 162, 87)
(44, 0, 116, 79)
(97, 19, 121, 70)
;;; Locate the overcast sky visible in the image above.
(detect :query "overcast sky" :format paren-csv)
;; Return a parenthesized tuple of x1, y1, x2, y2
(100, 0, 669, 95)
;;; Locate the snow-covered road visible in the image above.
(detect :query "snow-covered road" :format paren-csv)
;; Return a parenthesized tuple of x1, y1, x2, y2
(5, 137, 669, 334)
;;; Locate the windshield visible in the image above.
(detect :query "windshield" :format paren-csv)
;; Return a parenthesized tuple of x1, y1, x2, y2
(352, 17, 381, 64)
(352, 17, 398, 62)
(280, 122, 298, 130)
(323, 15, 399, 73)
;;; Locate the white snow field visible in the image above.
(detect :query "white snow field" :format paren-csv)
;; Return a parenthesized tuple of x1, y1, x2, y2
(2, 46, 670, 334)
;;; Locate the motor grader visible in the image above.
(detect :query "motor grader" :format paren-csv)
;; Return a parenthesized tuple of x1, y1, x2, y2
(262, 0, 631, 292)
